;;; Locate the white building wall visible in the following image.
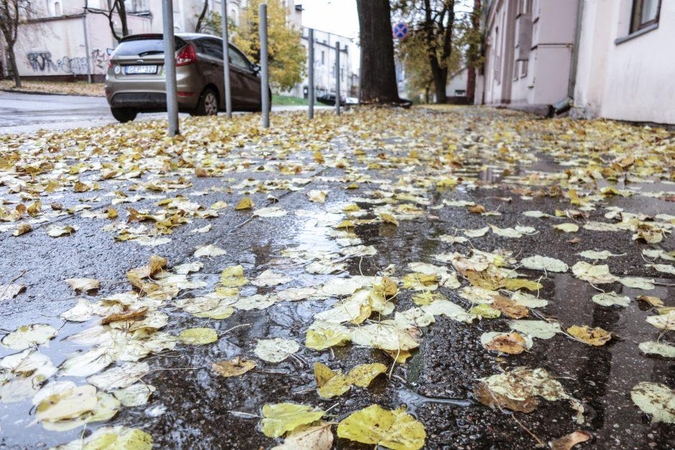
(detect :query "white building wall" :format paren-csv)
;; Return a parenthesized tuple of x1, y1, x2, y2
(575, 0, 675, 124)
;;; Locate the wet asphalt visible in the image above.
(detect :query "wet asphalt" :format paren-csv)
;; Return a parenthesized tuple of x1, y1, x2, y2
(0, 106, 674, 449)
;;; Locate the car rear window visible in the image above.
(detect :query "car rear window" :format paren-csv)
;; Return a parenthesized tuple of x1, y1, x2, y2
(114, 37, 187, 57)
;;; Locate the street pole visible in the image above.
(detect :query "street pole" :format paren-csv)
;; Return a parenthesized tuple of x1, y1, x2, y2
(221, 0, 232, 119)
(308, 28, 314, 120)
(259, 3, 270, 128)
(162, 0, 179, 136)
(335, 41, 340, 116)
(82, 6, 92, 84)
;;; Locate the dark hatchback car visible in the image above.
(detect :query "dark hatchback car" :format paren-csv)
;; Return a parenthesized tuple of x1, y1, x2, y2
(105, 33, 264, 122)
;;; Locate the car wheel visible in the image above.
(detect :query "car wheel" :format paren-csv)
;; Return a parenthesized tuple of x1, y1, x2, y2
(111, 108, 137, 123)
(194, 88, 218, 116)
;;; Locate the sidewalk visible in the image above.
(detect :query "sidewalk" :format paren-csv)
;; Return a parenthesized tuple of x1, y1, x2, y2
(0, 106, 673, 449)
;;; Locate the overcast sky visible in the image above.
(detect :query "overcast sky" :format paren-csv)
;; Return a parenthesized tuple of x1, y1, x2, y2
(299, 0, 359, 39)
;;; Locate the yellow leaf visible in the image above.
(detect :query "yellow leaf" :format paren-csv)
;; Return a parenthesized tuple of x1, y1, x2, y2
(12, 223, 32, 236)
(380, 213, 399, 226)
(179, 328, 218, 345)
(235, 197, 253, 210)
(271, 423, 333, 450)
(261, 403, 325, 438)
(337, 404, 426, 450)
(567, 325, 612, 346)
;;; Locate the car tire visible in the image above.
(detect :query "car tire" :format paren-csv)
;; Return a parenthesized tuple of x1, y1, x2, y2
(193, 88, 219, 116)
(111, 108, 137, 123)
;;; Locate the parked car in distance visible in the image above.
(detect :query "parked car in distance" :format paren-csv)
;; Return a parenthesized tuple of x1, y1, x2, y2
(105, 33, 266, 122)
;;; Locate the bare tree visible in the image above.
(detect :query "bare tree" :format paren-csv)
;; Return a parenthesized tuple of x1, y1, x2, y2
(0, 0, 32, 87)
(86, 0, 129, 42)
(356, 0, 404, 104)
(195, 0, 209, 33)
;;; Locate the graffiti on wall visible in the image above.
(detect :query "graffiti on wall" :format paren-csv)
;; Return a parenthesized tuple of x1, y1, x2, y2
(26, 48, 113, 75)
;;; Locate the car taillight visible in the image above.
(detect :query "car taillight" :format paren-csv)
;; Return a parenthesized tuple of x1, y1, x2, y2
(176, 44, 197, 66)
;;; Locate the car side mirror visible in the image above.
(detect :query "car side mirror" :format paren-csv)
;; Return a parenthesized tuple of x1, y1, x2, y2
(252, 64, 261, 74)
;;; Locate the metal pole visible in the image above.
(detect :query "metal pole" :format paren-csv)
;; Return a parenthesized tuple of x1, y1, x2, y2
(162, 0, 179, 136)
(260, 3, 270, 128)
(82, 7, 92, 83)
(308, 28, 314, 120)
(335, 41, 340, 116)
(221, 0, 232, 118)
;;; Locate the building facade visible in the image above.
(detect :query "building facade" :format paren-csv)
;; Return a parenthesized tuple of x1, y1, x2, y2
(478, 0, 675, 125)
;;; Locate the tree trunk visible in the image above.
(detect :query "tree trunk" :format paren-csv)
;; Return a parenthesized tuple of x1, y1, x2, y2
(430, 61, 447, 104)
(7, 45, 20, 87)
(195, 0, 209, 32)
(356, 0, 401, 104)
(466, 0, 481, 104)
(117, 0, 129, 37)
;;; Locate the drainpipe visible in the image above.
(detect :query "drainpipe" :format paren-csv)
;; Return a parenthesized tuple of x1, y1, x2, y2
(83, 1, 92, 83)
(550, 0, 584, 116)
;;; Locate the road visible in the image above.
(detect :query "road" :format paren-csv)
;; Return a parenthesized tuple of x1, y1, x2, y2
(0, 91, 327, 134)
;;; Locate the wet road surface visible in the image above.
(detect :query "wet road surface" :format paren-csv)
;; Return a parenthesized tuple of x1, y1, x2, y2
(0, 107, 674, 449)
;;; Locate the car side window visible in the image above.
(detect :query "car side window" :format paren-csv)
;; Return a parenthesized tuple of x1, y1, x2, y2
(199, 39, 223, 60)
(229, 46, 252, 72)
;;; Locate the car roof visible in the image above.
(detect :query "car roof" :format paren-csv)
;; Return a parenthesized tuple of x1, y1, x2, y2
(119, 33, 223, 43)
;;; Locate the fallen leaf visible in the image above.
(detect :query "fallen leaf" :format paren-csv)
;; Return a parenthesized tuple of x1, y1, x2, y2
(255, 338, 300, 363)
(592, 292, 630, 307)
(646, 311, 675, 330)
(492, 295, 529, 319)
(235, 197, 254, 210)
(254, 206, 288, 217)
(0, 284, 26, 301)
(271, 423, 333, 450)
(212, 357, 257, 378)
(631, 382, 675, 424)
(178, 328, 218, 345)
(1, 324, 58, 350)
(636, 295, 664, 307)
(639, 341, 675, 358)
(549, 430, 592, 450)
(567, 325, 612, 346)
(481, 331, 532, 355)
(47, 225, 77, 237)
(337, 404, 426, 450)
(554, 223, 579, 233)
(261, 403, 325, 438)
(193, 245, 228, 260)
(572, 262, 618, 284)
(52, 426, 153, 450)
(308, 190, 328, 203)
(509, 320, 561, 339)
(12, 223, 32, 236)
(65, 278, 100, 293)
(520, 255, 568, 273)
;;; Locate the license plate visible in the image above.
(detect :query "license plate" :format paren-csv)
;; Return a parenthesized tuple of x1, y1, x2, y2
(125, 65, 158, 75)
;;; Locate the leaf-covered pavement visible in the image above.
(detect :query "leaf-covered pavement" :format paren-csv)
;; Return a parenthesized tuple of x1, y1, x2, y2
(0, 106, 674, 449)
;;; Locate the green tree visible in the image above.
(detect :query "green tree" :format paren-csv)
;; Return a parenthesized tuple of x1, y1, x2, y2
(394, 0, 457, 104)
(232, 0, 305, 92)
(0, 0, 33, 87)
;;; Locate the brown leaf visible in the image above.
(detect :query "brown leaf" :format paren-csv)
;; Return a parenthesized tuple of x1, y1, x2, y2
(212, 357, 257, 378)
(474, 381, 539, 413)
(468, 205, 486, 214)
(485, 332, 528, 355)
(567, 237, 582, 244)
(492, 295, 529, 319)
(101, 307, 149, 325)
(637, 295, 665, 307)
(550, 430, 592, 450)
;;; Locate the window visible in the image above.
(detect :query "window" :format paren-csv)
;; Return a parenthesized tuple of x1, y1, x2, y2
(54, 2, 61, 15)
(229, 46, 252, 72)
(631, 0, 661, 33)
